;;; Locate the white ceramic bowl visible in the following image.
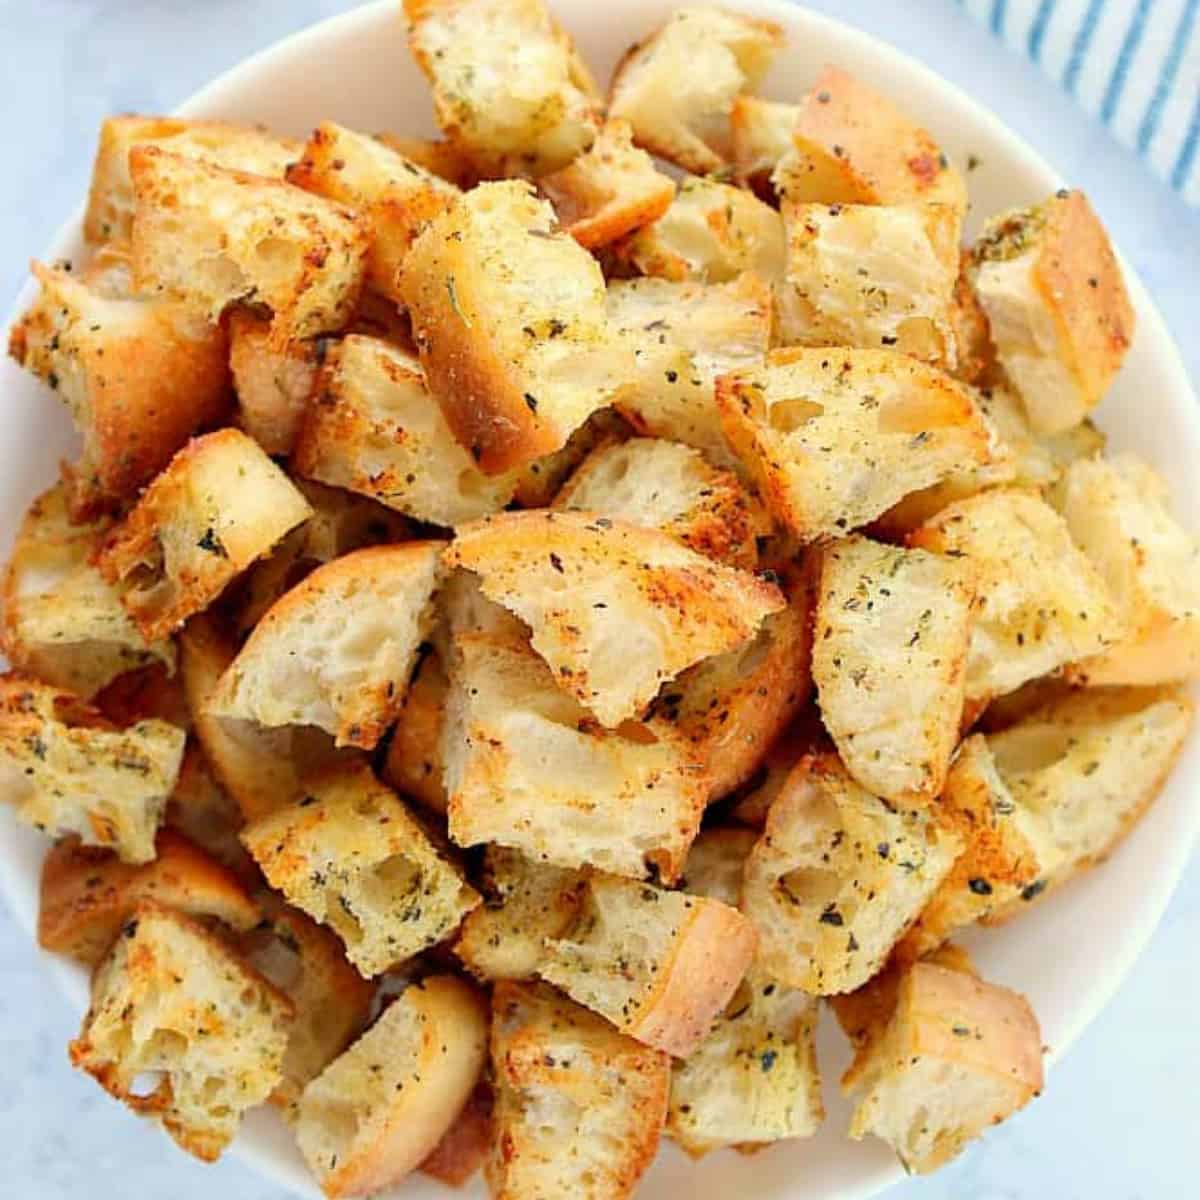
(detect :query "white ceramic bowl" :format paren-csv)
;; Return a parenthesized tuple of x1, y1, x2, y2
(2, 2, 1198, 1197)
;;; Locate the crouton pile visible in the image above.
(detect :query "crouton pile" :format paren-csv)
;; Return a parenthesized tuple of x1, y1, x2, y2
(3, 2, 1195, 1197)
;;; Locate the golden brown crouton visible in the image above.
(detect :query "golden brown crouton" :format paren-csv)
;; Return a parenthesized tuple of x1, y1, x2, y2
(509, 409, 632, 509)
(730, 94, 799, 195)
(382, 649, 450, 814)
(374, 133, 478, 189)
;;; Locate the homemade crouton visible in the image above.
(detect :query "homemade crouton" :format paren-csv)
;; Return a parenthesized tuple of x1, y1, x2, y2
(731, 95, 799, 195)
(297, 975, 488, 1197)
(487, 980, 670, 1200)
(970, 189, 1134, 434)
(69, 902, 293, 1161)
(240, 762, 480, 977)
(510, 409, 632, 508)
(96, 428, 313, 641)
(382, 649, 450, 814)
(375, 133, 478, 189)
(0, 674, 185, 863)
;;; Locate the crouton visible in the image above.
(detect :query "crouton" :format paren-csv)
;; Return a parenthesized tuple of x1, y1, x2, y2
(293, 335, 520, 524)
(443, 633, 708, 880)
(1060, 455, 1200, 686)
(7, 260, 230, 518)
(948, 255, 996, 385)
(488, 980, 670, 1200)
(553, 436, 768, 568)
(164, 744, 256, 883)
(404, 0, 600, 176)
(435, 568, 531, 655)
(510, 409, 631, 508)
(619, 176, 786, 283)
(397, 181, 632, 475)
(969, 190, 1134, 434)
(813, 536, 975, 804)
(130, 146, 369, 344)
(96, 428, 313, 641)
(446, 510, 784, 727)
(1, 483, 173, 698)
(418, 1082, 493, 1187)
(375, 133, 478, 189)
(297, 975, 488, 1197)
(84, 115, 301, 244)
(240, 762, 480, 976)
(209, 542, 442, 750)
(38, 830, 258, 965)
(909, 489, 1123, 708)
(0, 674, 185, 863)
(382, 649, 450, 814)
(716, 348, 993, 541)
(731, 95, 798, 195)
(742, 751, 962, 994)
(842, 961, 1043, 1174)
(68, 902, 293, 1161)
(455, 847, 586, 981)
(608, 7, 783, 174)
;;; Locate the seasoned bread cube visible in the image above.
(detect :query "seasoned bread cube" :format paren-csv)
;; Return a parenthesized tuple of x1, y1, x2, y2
(731, 95, 799, 194)
(813, 536, 975, 804)
(209, 542, 442, 750)
(38, 830, 258, 965)
(1, 483, 173, 697)
(446, 510, 784, 727)
(488, 980, 670, 1200)
(164, 744, 256, 883)
(716, 348, 993, 541)
(375, 133, 479, 189)
(909, 489, 1123, 708)
(69, 902, 293, 1161)
(0, 674, 184, 863)
(287, 122, 459, 302)
(8, 260, 230, 518)
(1060, 455, 1200, 686)
(842, 961, 1043, 1174)
(382, 649, 450, 814)
(510, 408, 631, 509)
(297, 975, 488, 1197)
(540, 119, 675, 249)
(969, 189, 1134, 434)
(553, 436, 767, 568)
(398, 181, 632, 475)
(130, 146, 369, 344)
(608, 7, 783, 174)
(240, 762, 480, 976)
(96, 428, 313, 641)
(443, 632, 708, 881)
(742, 751, 962, 994)
(455, 847, 586, 981)
(84, 115, 301, 244)
(293, 335, 520, 525)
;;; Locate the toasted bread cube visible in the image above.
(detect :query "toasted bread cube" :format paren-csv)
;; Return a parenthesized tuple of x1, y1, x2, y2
(38, 829, 258, 965)
(69, 902, 292, 1161)
(540, 119, 675, 249)
(743, 752, 962, 994)
(84, 115, 301, 245)
(510, 409, 631, 508)
(241, 762, 480, 976)
(778, 201, 960, 364)
(398, 182, 632, 475)
(620, 176, 786, 283)
(96, 428, 313, 641)
(164, 744, 256, 883)
(419, 1082, 493, 1187)
(488, 980, 670, 1200)
(608, 7, 783, 174)
(239, 895, 374, 1120)
(717, 348, 992, 541)
(1, 484, 173, 697)
(382, 650, 449, 814)
(8, 260, 230, 518)
(909, 489, 1123, 708)
(1060, 455, 1200, 686)
(375, 133, 478, 189)
(209, 543, 442, 750)
(297, 975, 487, 1197)
(437, 568, 532, 652)
(970, 190, 1134, 434)
(553, 437, 767, 568)
(813, 537, 975, 804)
(842, 961, 1043, 1173)
(0, 674, 184, 863)
(731, 95, 799, 194)
(447, 510, 784, 727)
(771, 66, 966, 213)
(294, 335, 520, 524)
(130, 147, 369, 344)
(455, 847, 586, 981)
(287, 122, 459, 302)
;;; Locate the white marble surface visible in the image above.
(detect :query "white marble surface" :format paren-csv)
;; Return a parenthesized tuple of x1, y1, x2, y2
(0, 1, 1196, 1197)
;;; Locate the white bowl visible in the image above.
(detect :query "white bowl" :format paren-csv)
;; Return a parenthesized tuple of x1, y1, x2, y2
(2, 2, 1197, 1197)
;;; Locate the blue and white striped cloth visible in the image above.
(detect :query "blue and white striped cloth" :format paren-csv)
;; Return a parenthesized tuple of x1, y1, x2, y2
(959, 0, 1200, 202)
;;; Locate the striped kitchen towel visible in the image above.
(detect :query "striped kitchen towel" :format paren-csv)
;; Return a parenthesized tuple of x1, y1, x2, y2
(958, 0, 1200, 202)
